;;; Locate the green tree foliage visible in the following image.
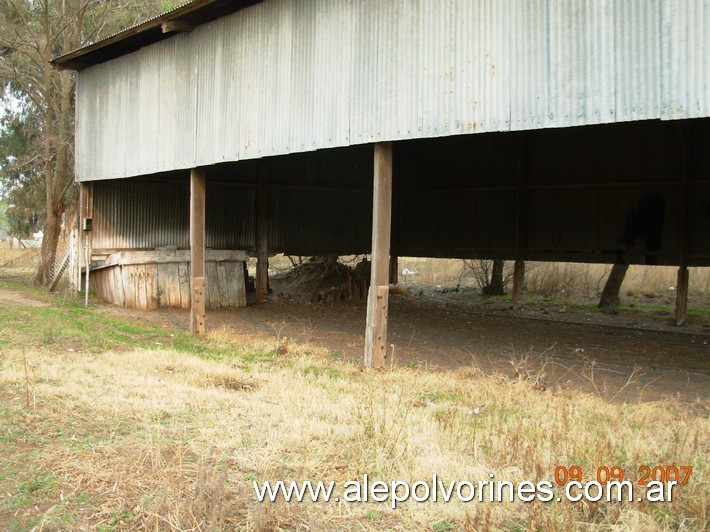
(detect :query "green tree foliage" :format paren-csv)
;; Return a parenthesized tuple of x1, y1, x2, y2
(0, 199, 9, 233)
(0, 0, 167, 283)
(0, 100, 45, 236)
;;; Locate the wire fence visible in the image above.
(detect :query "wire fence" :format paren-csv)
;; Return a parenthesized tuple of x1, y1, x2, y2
(0, 237, 73, 292)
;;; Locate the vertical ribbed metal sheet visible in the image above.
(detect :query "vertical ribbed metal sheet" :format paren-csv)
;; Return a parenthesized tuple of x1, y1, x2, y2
(509, 0, 548, 130)
(92, 179, 190, 250)
(544, 0, 615, 127)
(661, 0, 710, 119)
(613, 0, 662, 122)
(92, 178, 256, 251)
(75, 0, 710, 182)
(268, 187, 371, 254)
(206, 185, 256, 249)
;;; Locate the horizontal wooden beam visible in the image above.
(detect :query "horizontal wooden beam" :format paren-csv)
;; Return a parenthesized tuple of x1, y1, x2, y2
(92, 249, 249, 270)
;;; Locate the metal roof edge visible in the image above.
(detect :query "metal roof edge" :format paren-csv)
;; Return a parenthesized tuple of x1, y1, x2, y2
(51, 0, 261, 71)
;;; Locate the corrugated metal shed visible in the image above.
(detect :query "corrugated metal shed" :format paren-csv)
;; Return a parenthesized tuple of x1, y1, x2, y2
(88, 119, 710, 266)
(73, 0, 710, 182)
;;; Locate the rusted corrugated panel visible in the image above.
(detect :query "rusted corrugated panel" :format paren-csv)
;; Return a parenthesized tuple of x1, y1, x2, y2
(92, 179, 190, 250)
(442, 0, 511, 135)
(206, 185, 256, 249)
(92, 178, 256, 251)
(75, 0, 709, 182)
(268, 187, 371, 254)
(162, 34, 198, 170)
(398, 189, 517, 253)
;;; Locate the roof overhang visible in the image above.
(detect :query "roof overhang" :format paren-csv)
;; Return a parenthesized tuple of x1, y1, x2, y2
(51, 0, 262, 71)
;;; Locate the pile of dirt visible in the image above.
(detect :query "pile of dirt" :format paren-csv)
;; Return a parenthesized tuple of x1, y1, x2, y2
(269, 256, 370, 303)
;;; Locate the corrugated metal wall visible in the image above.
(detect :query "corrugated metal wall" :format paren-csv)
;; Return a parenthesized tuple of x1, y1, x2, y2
(92, 177, 190, 250)
(92, 175, 257, 251)
(391, 119, 710, 266)
(90, 147, 373, 255)
(75, 0, 710, 182)
(89, 119, 710, 266)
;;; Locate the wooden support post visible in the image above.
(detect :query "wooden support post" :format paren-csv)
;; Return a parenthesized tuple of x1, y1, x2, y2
(512, 259, 525, 306)
(389, 255, 399, 285)
(364, 143, 393, 369)
(80, 183, 94, 306)
(675, 125, 690, 326)
(675, 267, 689, 326)
(77, 184, 85, 297)
(190, 168, 206, 334)
(256, 172, 269, 303)
(512, 135, 526, 307)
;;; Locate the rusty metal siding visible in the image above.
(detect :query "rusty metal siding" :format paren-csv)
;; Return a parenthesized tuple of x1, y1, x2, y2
(92, 179, 190, 251)
(268, 187, 371, 254)
(75, 0, 710, 182)
(206, 185, 256, 249)
(92, 178, 256, 251)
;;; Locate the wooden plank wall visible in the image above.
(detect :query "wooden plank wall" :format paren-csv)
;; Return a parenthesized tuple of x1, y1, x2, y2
(92, 257, 246, 310)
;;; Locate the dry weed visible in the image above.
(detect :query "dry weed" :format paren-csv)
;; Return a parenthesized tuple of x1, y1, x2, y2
(1, 340, 708, 531)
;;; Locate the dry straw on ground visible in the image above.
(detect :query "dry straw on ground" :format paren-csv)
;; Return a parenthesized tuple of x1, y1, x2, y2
(1, 323, 708, 531)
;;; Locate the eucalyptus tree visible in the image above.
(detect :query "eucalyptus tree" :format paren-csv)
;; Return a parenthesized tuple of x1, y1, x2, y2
(0, 0, 167, 284)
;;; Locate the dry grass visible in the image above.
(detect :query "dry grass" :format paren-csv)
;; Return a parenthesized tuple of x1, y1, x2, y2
(0, 249, 35, 261)
(1, 317, 708, 530)
(261, 255, 710, 304)
(397, 257, 710, 301)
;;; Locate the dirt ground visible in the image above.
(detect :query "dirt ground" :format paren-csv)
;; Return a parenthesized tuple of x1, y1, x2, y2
(0, 287, 49, 308)
(5, 282, 707, 404)
(124, 284, 710, 405)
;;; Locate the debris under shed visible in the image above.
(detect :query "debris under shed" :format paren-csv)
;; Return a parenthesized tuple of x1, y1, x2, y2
(269, 256, 371, 304)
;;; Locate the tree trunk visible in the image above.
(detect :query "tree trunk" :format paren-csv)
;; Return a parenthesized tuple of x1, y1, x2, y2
(483, 259, 506, 296)
(3, 1, 161, 286)
(598, 263, 629, 314)
(35, 68, 73, 286)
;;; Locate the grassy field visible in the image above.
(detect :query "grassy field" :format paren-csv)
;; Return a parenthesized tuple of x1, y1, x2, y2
(0, 280, 708, 531)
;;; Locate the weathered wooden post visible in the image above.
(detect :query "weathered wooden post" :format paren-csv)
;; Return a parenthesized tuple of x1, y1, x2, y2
(512, 136, 526, 307)
(675, 126, 690, 326)
(512, 260, 525, 306)
(364, 143, 393, 368)
(256, 171, 269, 303)
(190, 168, 206, 333)
(389, 256, 399, 285)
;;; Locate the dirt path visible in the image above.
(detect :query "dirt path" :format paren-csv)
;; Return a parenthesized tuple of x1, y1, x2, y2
(0, 287, 49, 308)
(7, 282, 704, 404)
